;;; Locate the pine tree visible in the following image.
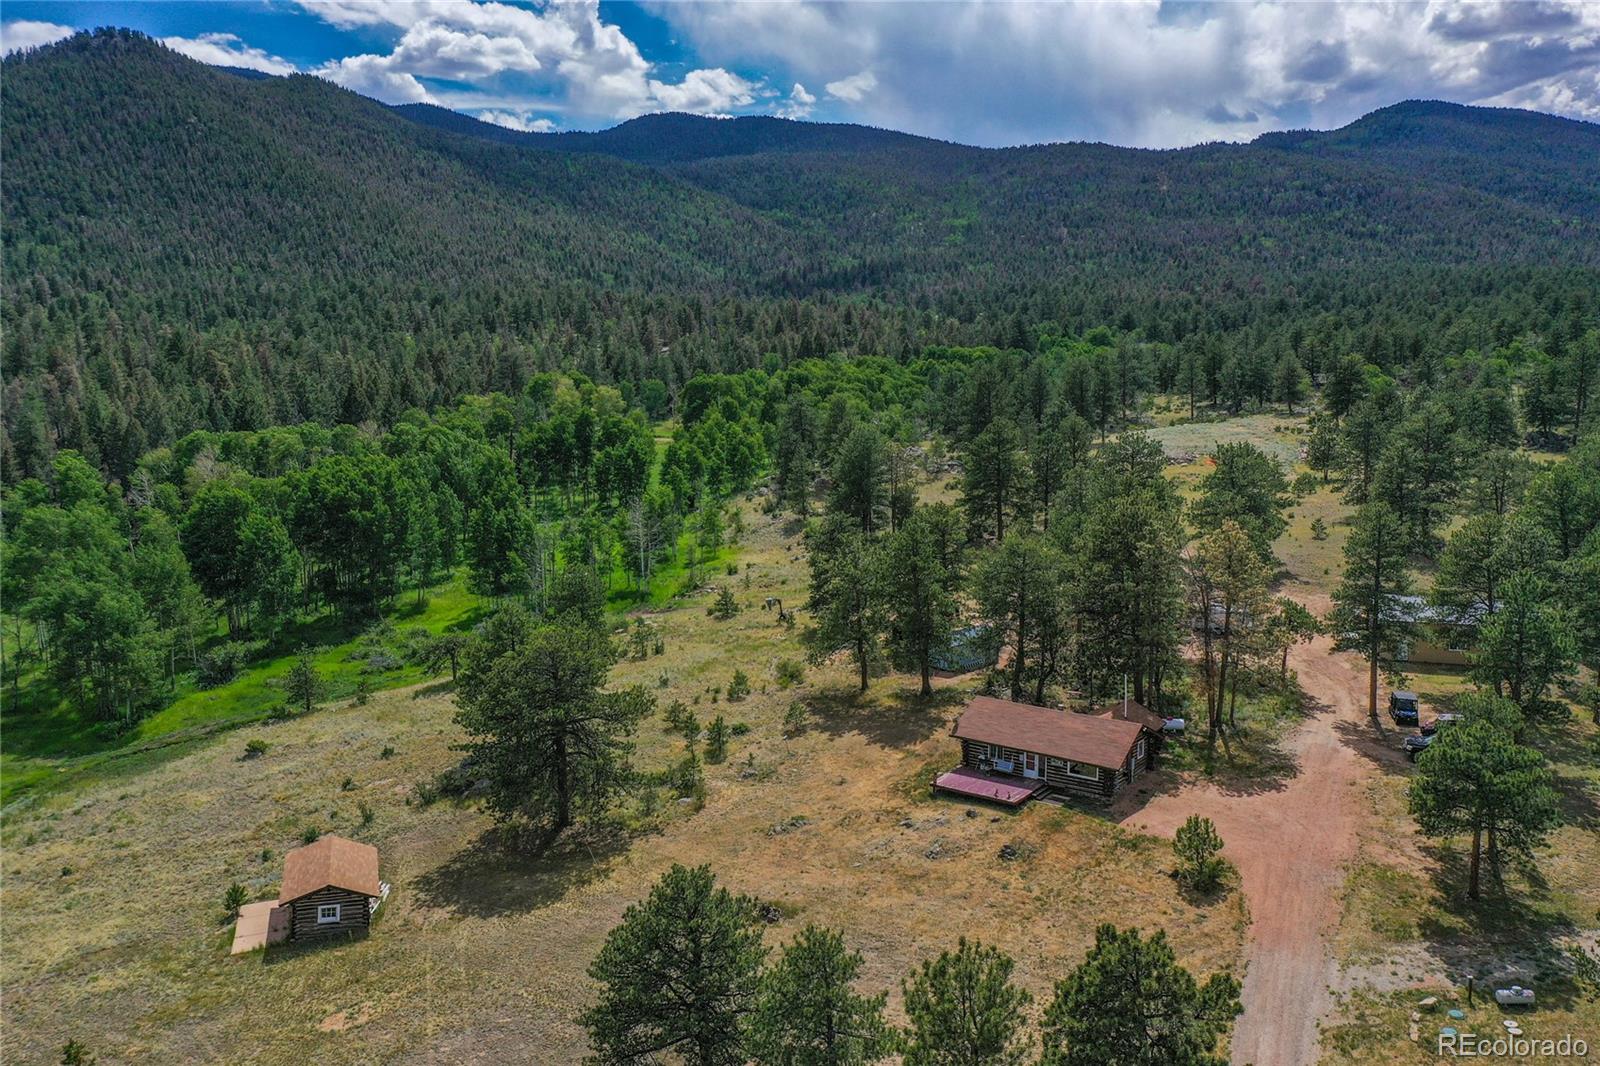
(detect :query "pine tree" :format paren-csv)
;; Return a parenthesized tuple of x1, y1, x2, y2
(584, 865, 766, 1065)
(748, 925, 892, 1066)
(1329, 503, 1417, 720)
(1408, 720, 1560, 899)
(1039, 925, 1242, 1066)
(900, 938, 1031, 1066)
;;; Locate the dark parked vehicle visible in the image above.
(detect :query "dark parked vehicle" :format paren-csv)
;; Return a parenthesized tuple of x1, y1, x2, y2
(1389, 690, 1420, 725)
(1402, 733, 1434, 760)
(1405, 714, 1463, 760)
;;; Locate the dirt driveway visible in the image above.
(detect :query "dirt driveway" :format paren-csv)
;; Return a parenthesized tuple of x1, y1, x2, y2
(1120, 602, 1378, 1066)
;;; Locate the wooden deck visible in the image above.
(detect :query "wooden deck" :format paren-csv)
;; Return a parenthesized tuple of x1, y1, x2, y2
(933, 766, 1045, 807)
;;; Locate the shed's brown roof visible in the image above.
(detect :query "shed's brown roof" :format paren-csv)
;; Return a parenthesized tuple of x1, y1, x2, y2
(278, 835, 380, 904)
(1095, 698, 1167, 736)
(952, 696, 1144, 770)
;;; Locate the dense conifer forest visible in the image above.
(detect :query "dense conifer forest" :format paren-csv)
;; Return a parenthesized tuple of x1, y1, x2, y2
(4, 30, 1599, 482)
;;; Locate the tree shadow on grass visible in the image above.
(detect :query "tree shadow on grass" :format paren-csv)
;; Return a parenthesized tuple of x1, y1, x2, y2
(1410, 841, 1584, 1009)
(411, 679, 456, 700)
(408, 825, 627, 920)
(804, 684, 964, 748)
(1332, 715, 1414, 778)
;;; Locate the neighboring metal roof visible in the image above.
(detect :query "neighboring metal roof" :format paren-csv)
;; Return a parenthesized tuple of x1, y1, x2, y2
(278, 835, 380, 905)
(953, 696, 1145, 770)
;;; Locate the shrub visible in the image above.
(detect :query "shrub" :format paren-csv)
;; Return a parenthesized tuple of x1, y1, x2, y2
(727, 670, 751, 702)
(709, 587, 739, 620)
(354, 676, 371, 705)
(1310, 517, 1329, 541)
(223, 881, 249, 917)
(341, 776, 356, 791)
(730, 721, 751, 737)
(359, 801, 375, 827)
(783, 702, 808, 736)
(299, 826, 321, 845)
(60, 1039, 97, 1066)
(380, 745, 396, 759)
(775, 658, 805, 689)
(243, 738, 269, 759)
(196, 641, 259, 688)
(1174, 814, 1227, 892)
(706, 715, 730, 763)
(1292, 472, 1320, 497)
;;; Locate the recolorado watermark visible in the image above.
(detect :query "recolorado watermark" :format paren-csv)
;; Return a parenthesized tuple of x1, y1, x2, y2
(1438, 1031, 1588, 1057)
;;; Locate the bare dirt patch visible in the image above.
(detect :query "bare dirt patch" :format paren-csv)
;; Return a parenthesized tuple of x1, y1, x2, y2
(1120, 621, 1376, 1066)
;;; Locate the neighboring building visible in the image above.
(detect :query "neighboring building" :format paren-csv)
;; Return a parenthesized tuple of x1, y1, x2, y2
(931, 625, 996, 674)
(1392, 595, 1479, 667)
(277, 835, 383, 940)
(936, 695, 1162, 805)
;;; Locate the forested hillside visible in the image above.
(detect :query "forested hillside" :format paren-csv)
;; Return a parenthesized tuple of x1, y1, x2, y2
(3, 28, 1599, 484)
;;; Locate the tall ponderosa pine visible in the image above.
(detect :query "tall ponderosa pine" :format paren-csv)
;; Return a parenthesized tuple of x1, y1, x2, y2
(584, 865, 766, 1066)
(828, 426, 887, 535)
(454, 621, 651, 831)
(961, 418, 1025, 543)
(1408, 720, 1560, 899)
(804, 514, 884, 692)
(1189, 442, 1291, 561)
(1470, 570, 1577, 712)
(878, 507, 961, 697)
(1329, 503, 1417, 720)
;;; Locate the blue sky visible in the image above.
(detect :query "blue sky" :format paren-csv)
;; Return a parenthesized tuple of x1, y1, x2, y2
(4, 1, 1598, 147)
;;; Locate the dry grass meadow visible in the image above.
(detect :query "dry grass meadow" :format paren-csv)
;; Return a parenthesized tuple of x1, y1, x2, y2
(2, 498, 1248, 1064)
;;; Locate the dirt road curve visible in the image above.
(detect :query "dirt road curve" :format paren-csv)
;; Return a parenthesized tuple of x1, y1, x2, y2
(1120, 618, 1375, 1066)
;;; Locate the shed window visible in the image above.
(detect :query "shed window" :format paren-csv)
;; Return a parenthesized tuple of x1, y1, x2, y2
(317, 903, 341, 924)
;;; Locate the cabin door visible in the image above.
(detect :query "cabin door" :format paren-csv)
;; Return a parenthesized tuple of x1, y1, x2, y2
(1021, 752, 1042, 779)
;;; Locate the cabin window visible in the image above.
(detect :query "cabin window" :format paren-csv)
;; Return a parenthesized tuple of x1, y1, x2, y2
(1136, 738, 1147, 762)
(1064, 761, 1100, 781)
(317, 903, 341, 924)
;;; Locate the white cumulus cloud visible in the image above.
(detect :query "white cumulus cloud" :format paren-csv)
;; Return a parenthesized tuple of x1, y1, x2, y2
(1, 20, 75, 55)
(476, 109, 557, 132)
(777, 82, 817, 119)
(161, 32, 296, 75)
(824, 70, 876, 102)
(297, 0, 769, 121)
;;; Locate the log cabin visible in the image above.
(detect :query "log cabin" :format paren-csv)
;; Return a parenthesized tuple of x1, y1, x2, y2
(277, 835, 382, 941)
(936, 695, 1163, 805)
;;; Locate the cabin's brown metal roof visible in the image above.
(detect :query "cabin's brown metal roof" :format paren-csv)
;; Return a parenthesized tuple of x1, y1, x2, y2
(278, 835, 380, 904)
(1095, 698, 1167, 735)
(952, 695, 1145, 769)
